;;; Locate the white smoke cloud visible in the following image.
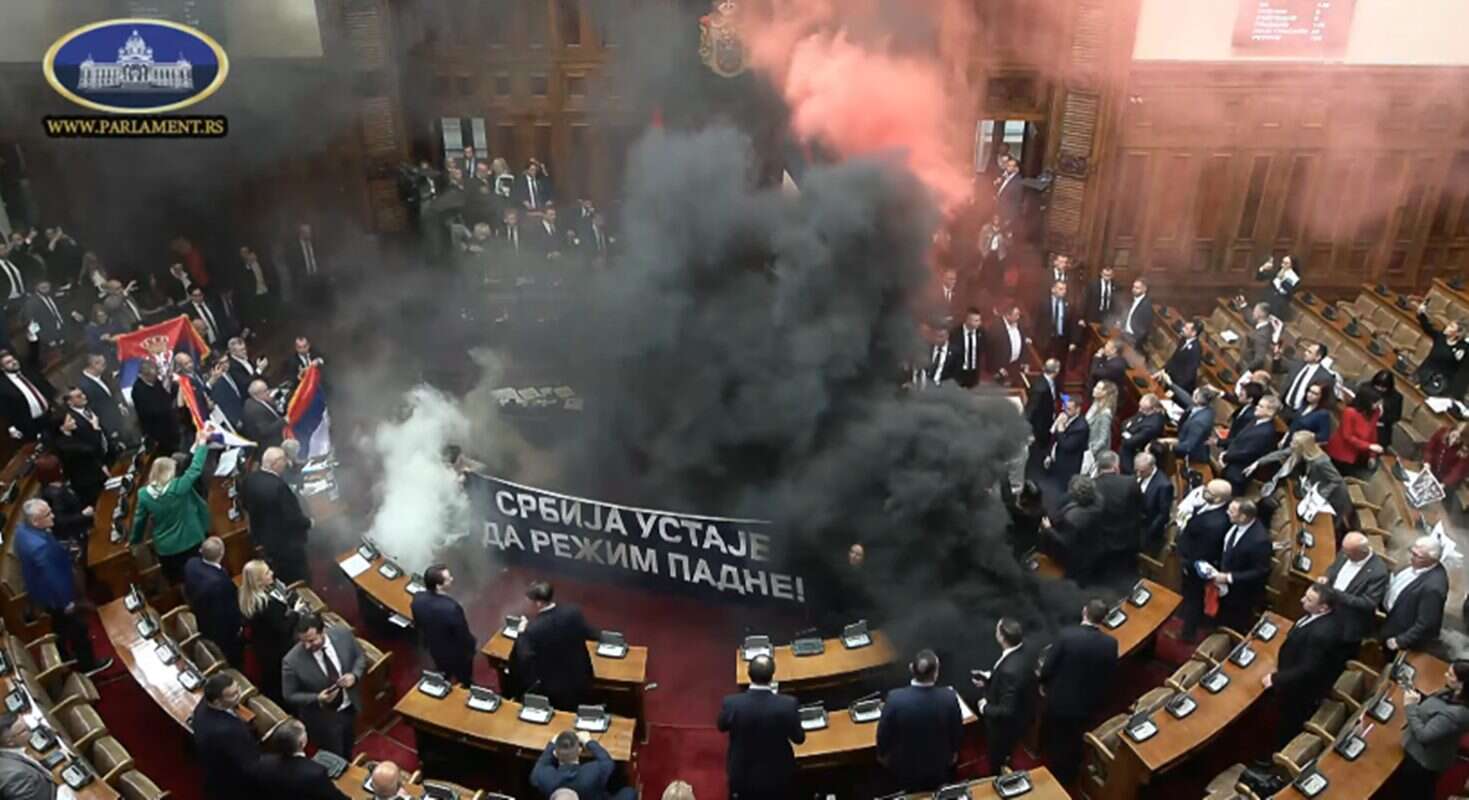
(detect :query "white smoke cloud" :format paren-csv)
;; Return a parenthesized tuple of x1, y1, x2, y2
(364, 385, 473, 575)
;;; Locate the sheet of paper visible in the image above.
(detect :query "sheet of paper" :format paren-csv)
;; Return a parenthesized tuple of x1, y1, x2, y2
(1219, 329, 1240, 343)
(1426, 397, 1455, 414)
(213, 447, 241, 477)
(338, 553, 372, 578)
(388, 613, 412, 628)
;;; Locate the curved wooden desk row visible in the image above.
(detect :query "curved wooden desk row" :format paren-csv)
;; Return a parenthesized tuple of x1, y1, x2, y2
(1273, 651, 1450, 800)
(1023, 567, 1183, 661)
(393, 683, 636, 763)
(898, 766, 1069, 800)
(1101, 612, 1292, 800)
(0, 656, 121, 799)
(794, 688, 979, 769)
(733, 630, 897, 690)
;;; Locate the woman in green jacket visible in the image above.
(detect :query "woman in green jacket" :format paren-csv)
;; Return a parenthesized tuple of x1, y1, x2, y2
(131, 427, 212, 582)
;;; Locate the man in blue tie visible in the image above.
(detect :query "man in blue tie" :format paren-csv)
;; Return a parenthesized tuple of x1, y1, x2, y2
(1036, 280, 1077, 364)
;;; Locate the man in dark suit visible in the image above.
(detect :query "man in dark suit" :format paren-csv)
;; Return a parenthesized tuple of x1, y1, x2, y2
(24, 281, 72, 348)
(1177, 479, 1234, 641)
(1380, 536, 1450, 656)
(240, 447, 313, 585)
(1088, 338, 1128, 393)
(1025, 358, 1062, 451)
(282, 614, 365, 758)
(514, 581, 599, 710)
(974, 620, 1034, 773)
(1212, 498, 1274, 634)
(1264, 584, 1347, 748)
(130, 358, 177, 453)
(285, 224, 328, 304)
(0, 710, 56, 799)
(1118, 394, 1166, 473)
(1414, 302, 1469, 398)
(877, 649, 965, 792)
(1084, 265, 1121, 326)
(1279, 342, 1336, 420)
(254, 719, 349, 799)
(1035, 281, 1080, 363)
(241, 379, 287, 450)
(515, 159, 554, 211)
(192, 673, 260, 800)
(1319, 532, 1389, 657)
(1164, 319, 1204, 394)
(1220, 395, 1281, 495)
(184, 537, 244, 667)
(410, 564, 476, 686)
(989, 305, 1029, 379)
(1093, 451, 1145, 577)
(530, 206, 567, 260)
(915, 327, 959, 389)
(951, 309, 986, 388)
(1119, 279, 1154, 351)
(206, 356, 245, 430)
(225, 337, 267, 395)
(717, 654, 803, 800)
(1136, 452, 1175, 555)
(0, 341, 55, 440)
(184, 286, 235, 348)
(993, 156, 1023, 223)
(79, 353, 129, 445)
(1040, 600, 1119, 787)
(531, 729, 634, 800)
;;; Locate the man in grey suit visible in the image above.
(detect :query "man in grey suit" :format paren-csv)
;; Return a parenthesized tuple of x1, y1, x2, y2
(78, 353, 132, 445)
(0, 710, 54, 799)
(1241, 302, 1279, 372)
(282, 613, 365, 758)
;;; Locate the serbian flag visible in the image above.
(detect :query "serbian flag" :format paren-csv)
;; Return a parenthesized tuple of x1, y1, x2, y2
(170, 356, 256, 450)
(286, 363, 332, 459)
(117, 315, 210, 401)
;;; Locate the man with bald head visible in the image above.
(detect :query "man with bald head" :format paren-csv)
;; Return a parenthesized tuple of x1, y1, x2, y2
(240, 446, 313, 585)
(367, 760, 409, 799)
(1319, 531, 1389, 655)
(241, 378, 286, 449)
(1175, 479, 1234, 641)
(185, 536, 244, 666)
(1119, 394, 1166, 474)
(1380, 536, 1450, 656)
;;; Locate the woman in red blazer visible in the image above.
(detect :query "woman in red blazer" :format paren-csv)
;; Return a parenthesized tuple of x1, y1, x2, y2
(1324, 385, 1383, 477)
(1425, 422, 1469, 492)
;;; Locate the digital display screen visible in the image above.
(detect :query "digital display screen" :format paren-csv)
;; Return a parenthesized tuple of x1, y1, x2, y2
(1233, 0, 1356, 54)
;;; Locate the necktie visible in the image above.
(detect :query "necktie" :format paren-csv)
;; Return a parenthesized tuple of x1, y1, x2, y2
(302, 240, 318, 275)
(44, 296, 62, 327)
(966, 330, 977, 370)
(1287, 367, 1310, 409)
(127, 298, 142, 321)
(1224, 525, 1242, 555)
(196, 303, 217, 342)
(1, 260, 22, 298)
(528, 177, 538, 209)
(15, 373, 47, 416)
(1008, 324, 1021, 360)
(595, 228, 606, 254)
(1054, 299, 1063, 336)
(91, 374, 112, 397)
(944, 287, 953, 303)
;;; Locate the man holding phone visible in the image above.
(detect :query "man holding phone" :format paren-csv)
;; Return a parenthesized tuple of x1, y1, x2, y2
(282, 613, 366, 758)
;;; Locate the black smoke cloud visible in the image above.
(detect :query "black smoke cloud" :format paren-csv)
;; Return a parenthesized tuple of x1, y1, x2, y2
(538, 125, 1083, 667)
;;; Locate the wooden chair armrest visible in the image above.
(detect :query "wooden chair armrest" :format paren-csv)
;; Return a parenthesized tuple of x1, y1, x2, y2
(35, 661, 74, 687)
(1082, 732, 1115, 761)
(287, 580, 306, 591)
(26, 633, 58, 650)
(260, 718, 289, 743)
(1303, 722, 1333, 741)
(1137, 553, 1165, 571)
(178, 633, 201, 650)
(159, 606, 188, 624)
(1218, 627, 1246, 642)
(1347, 660, 1380, 679)
(99, 760, 133, 786)
(1272, 752, 1305, 777)
(200, 661, 225, 677)
(51, 695, 85, 716)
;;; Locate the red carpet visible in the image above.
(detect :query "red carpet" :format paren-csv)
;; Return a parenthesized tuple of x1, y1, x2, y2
(81, 557, 1469, 799)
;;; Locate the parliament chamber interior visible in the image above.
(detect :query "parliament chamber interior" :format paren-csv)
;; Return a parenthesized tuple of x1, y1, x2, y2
(2, 0, 1469, 798)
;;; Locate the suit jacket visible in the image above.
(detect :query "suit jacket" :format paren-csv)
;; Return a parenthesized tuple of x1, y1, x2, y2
(1176, 403, 1216, 464)
(1049, 415, 1089, 480)
(989, 320, 1029, 373)
(192, 702, 261, 800)
(1321, 553, 1390, 645)
(210, 374, 245, 429)
(78, 372, 125, 438)
(1139, 471, 1175, 553)
(514, 172, 554, 210)
(1177, 505, 1231, 571)
(876, 684, 965, 791)
(1088, 355, 1127, 392)
(0, 344, 57, 439)
(1039, 625, 1118, 720)
(185, 298, 235, 346)
(1164, 338, 1202, 394)
(252, 754, 349, 800)
(514, 604, 598, 709)
(1242, 323, 1276, 372)
(994, 172, 1023, 221)
(1095, 472, 1145, 556)
(1404, 692, 1469, 772)
(0, 751, 56, 800)
(1025, 377, 1058, 444)
(131, 378, 177, 452)
(1272, 612, 1346, 704)
(717, 688, 804, 797)
(184, 558, 243, 652)
(1416, 312, 1469, 398)
(1280, 361, 1336, 415)
(1380, 563, 1449, 651)
(950, 325, 987, 387)
(16, 523, 76, 611)
(241, 396, 286, 449)
(983, 645, 1036, 739)
(240, 469, 311, 563)
(1052, 501, 1103, 580)
(530, 739, 620, 800)
(1219, 521, 1273, 610)
(23, 294, 68, 342)
(1119, 296, 1154, 347)
(226, 357, 264, 399)
(1034, 295, 1080, 352)
(409, 591, 476, 679)
(1118, 412, 1165, 465)
(1084, 279, 1121, 324)
(282, 625, 365, 723)
(918, 342, 960, 386)
(1223, 418, 1279, 479)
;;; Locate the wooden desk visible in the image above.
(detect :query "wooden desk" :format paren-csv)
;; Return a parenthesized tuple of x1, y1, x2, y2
(1276, 481, 1338, 617)
(393, 683, 635, 762)
(337, 548, 414, 623)
(333, 762, 482, 799)
(902, 766, 1070, 799)
(0, 670, 121, 799)
(481, 629, 647, 726)
(794, 690, 978, 769)
(97, 597, 254, 732)
(1106, 612, 1293, 800)
(1275, 651, 1450, 799)
(734, 631, 897, 691)
(1107, 580, 1182, 659)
